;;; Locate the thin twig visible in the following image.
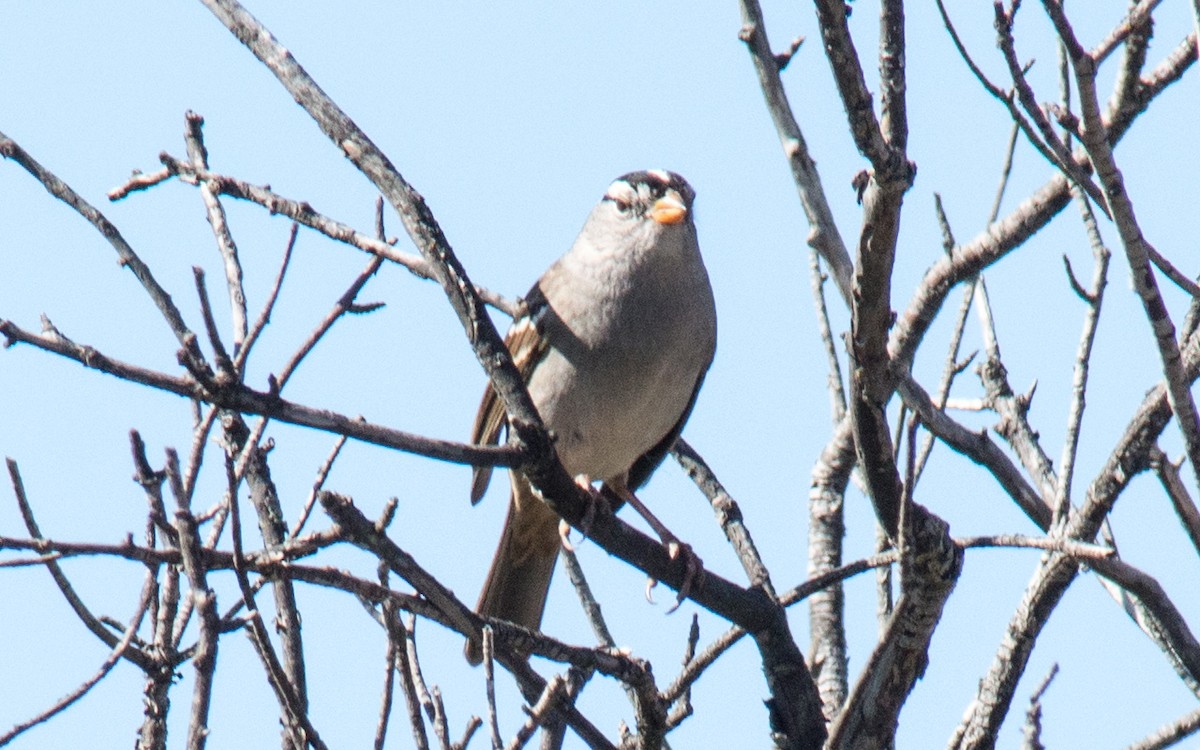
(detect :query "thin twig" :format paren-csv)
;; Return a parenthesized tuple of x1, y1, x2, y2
(1149, 446, 1200, 557)
(139, 153, 520, 317)
(0, 318, 518, 469)
(292, 435, 348, 538)
(989, 123, 1022, 224)
(1046, 0, 1200, 493)
(483, 627, 503, 750)
(993, 3, 1111, 216)
(5, 458, 154, 671)
(974, 303, 1058, 507)
(1124, 704, 1200, 750)
(193, 266, 234, 376)
(561, 547, 619, 650)
(0, 575, 153, 746)
(182, 407, 220, 508)
(1054, 189, 1110, 526)
(375, 573, 400, 750)
(234, 221, 299, 375)
(913, 195, 975, 484)
(1089, 554, 1200, 692)
(665, 614, 701, 730)
(811, 0, 895, 170)
(737, 0, 853, 306)
(0, 131, 209, 372)
(278, 252, 384, 391)
(1146, 241, 1200, 298)
(665, 531, 1107, 704)
(185, 111, 249, 354)
(508, 675, 568, 750)
(672, 438, 774, 595)
(404, 619, 451, 749)
(810, 250, 848, 423)
(896, 373, 1052, 530)
(225, 447, 322, 749)
(1093, 0, 1164, 64)
(390, 612, 431, 750)
(1020, 664, 1058, 750)
(168, 448, 220, 750)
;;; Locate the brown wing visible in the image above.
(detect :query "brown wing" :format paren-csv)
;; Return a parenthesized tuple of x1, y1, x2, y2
(469, 315, 548, 503)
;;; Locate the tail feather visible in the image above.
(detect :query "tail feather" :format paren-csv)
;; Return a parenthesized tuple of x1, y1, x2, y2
(465, 473, 561, 665)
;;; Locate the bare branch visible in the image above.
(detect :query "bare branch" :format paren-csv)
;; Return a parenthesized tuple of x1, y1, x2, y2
(993, 2, 1111, 216)
(234, 221, 298, 375)
(400, 623, 450, 750)
(374, 602, 399, 750)
(390, 611, 432, 750)
(896, 373, 1052, 530)
(139, 153, 521, 318)
(1020, 664, 1057, 750)
(913, 195, 978, 485)
(1146, 241, 1200, 299)
(806, 417, 854, 720)
(184, 111, 249, 353)
(194, 0, 547, 483)
(1125, 705, 1200, 750)
(977, 354, 1058, 505)
(0, 317, 518, 468)
(879, 0, 908, 152)
(672, 438, 774, 595)
(1150, 446, 1200, 557)
(0, 575, 153, 746)
(563, 542, 613, 645)
(0, 131, 210, 372)
(736, 0, 852, 306)
(892, 28, 1194, 375)
(811, 0, 895, 171)
(292, 435, 348, 539)
(509, 674, 569, 750)
(827, 508, 962, 748)
(168, 449, 220, 750)
(6, 458, 154, 671)
(107, 166, 172, 199)
(277, 252, 384, 391)
(951, 327, 1200, 747)
(1055, 195, 1110, 525)
(1090, 557, 1200, 694)
(665, 615, 701, 730)
(1045, 0, 1200, 493)
(193, 266, 234, 376)
(1094, 0, 1164, 64)
(810, 250, 848, 421)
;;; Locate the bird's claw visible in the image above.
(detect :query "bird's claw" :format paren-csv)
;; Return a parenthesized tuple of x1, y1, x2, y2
(665, 540, 703, 614)
(643, 539, 703, 613)
(558, 519, 576, 552)
(560, 475, 605, 551)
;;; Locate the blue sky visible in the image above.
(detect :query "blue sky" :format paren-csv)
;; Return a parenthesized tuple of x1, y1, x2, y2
(2, 3, 1198, 748)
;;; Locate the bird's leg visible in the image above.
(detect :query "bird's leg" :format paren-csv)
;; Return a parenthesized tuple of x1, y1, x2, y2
(606, 480, 703, 612)
(558, 474, 606, 551)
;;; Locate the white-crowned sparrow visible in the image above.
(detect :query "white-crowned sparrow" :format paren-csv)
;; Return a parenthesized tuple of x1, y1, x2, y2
(465, 170, 717, 664)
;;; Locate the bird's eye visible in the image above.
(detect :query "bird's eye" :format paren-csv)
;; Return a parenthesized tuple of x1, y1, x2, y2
(613, 199, 632, 214)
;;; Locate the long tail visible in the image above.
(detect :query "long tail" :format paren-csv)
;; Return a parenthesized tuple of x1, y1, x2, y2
(465, 473, 561, 665)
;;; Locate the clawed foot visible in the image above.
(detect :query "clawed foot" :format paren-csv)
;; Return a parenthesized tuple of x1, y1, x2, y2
(644, 535, 704, 614)
(559, 474, 605, 552)
(604, 479, 704, 613)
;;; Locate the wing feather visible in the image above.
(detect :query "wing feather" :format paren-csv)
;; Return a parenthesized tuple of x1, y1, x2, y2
(469, 314, 548, 503)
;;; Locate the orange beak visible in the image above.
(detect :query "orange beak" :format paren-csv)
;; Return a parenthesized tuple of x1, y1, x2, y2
(649, 193, 687, 225)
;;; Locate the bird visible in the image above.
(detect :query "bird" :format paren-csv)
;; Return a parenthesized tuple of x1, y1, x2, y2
(465, 169, 717, 665)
